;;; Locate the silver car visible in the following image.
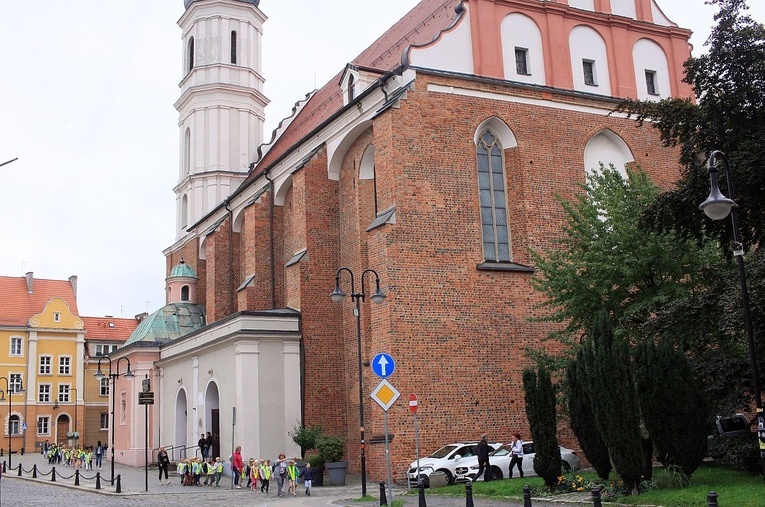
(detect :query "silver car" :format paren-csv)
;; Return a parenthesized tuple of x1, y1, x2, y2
(454, 441, 581, 482)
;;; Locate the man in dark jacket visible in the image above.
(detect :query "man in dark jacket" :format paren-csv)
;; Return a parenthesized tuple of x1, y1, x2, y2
(473, 434, 491, 482)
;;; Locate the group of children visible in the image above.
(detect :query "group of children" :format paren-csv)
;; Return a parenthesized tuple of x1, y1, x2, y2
(45, 444, 95, 470)
(176, 456, 225, 487)
(243, 458, 313, 496)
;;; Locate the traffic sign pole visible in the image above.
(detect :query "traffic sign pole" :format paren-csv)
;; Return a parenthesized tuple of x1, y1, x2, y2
(410, 394, 421, 489)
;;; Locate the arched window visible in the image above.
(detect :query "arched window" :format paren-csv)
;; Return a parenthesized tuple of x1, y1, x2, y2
(181, 194, 189, 229)
(230, 31, 237, 64)
(184, 128, 191, 175)
(181, 285, 190, 302)
(477, 130, 510, 262)
(584, 130, 634, 178)
(187, 37, 195, 73)
(8, 414, 20, 436)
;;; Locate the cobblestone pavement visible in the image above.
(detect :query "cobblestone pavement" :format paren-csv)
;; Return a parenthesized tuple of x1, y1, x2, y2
(0, 452, 599, 507)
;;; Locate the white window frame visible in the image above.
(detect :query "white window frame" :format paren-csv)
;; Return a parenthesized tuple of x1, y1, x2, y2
(8, 415, 20, 436)
(94, 344, 117, 357)
(58, 383, 71, 403)
(99, 377, 109, 397)
(58, 355, 71, 376)
(9, 374, 22, 394)
(100, 413, 109, 430)
(39, 356, 52, 375)
(53, 312, 61, 322)
(583, 59, 597, 86)
(9, 336, 23, 357)
(38, 383, 51, 403)
(645, 69, 659, 95)
(514, 47, 530, 75)
(37, 416, 50, 436)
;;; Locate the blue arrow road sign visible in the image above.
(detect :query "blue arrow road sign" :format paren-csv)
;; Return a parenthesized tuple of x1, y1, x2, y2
(372, 353, 395, 378)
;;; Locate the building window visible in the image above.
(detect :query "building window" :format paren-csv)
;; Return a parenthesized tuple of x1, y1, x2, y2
(39, 356, 52, 375)
(8, 415, 20, 436)
(645, 70, 658, 95)
(181, 285, 190, 301)
(58, 384, 71, 403)
(9, 337, 22, 356)
(184, 128, 191, 176)
(38, 384, 51, 403)
(53, 312, 61, 322)
(94, 344, 117, 357)
(99, 378, 109, 397)
(476, 129, 511, 262)
(9, 374, 22, 394)
(37, 416, 50, 436)
(347, 74, 355, 103)
(58, 356, 71, 375)
(515, 47, 530, 75)
(583, 59, 597, 86)
(100, 413, 109, 430)
(230, 30, 237, 64)
(187, 37, 195, 73)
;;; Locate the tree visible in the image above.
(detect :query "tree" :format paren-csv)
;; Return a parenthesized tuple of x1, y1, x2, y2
(566, 352, 612, 480)
(522, 365, 562, 492)
(634, 340, 708, 476)
(531, 165, 717, 344)
(584, 312, 644, 494)
(616, 0, 765, 250)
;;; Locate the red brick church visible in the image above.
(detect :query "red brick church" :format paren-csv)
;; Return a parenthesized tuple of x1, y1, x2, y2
(116, 0, 692, 482)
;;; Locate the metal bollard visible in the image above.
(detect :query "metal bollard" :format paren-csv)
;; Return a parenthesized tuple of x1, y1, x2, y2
(32, 464, 37, 479)
(2, 461, 5, 473)
(523, 484, 532, 507)
(51, 466, 57, 482)
(591, 486, 602, 507)
(75, 469, 80, 486)
(418, 481, 427, 507)
(17, 465, 21, 476)
(707, 491, 718, 507)
(116, 474, 122, 493)
(96, 472, 101, 490)
(465, 481, 475, 507)
(379, 481, 387, 506)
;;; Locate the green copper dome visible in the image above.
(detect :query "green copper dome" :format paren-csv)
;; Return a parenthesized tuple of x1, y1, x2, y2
(124, 303, 206, 346)
(169, 259, 197, 279)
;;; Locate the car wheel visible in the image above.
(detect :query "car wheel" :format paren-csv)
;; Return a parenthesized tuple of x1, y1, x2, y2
(489, 466, 503, 480)
(562, 461, 572, 473)
(440, 470, 454, 485)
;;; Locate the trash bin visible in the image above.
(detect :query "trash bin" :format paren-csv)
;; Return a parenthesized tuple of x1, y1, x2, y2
(428, 471, 449, 488)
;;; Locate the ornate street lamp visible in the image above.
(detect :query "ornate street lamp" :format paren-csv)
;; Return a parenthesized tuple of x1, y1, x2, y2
(0, 376, 25, 469)
(699, 150, 765, 477)
(94, 356, 134, 485)
(330, 267, 386, 497)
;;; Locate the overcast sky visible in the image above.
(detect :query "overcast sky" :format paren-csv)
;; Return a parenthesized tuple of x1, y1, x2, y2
(1, 1, 762, 319)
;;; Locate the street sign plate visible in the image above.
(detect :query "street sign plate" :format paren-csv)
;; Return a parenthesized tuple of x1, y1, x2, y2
(138, 392, 155, 405)
(409, 393, 418, 414)
(370, 379, 400, 412)
(372, 353, 395, 378)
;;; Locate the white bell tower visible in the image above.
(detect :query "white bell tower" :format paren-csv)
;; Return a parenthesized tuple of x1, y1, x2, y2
(175, 0, 268, 239)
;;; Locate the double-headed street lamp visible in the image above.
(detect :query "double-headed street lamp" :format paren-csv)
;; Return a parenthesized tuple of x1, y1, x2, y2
(699, 150, 765, 476)
(94, 356, 134, 485)
(330, 267, 386, 497)
(0, 376, 25, 468)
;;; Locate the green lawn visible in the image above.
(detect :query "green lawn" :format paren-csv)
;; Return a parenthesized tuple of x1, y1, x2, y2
(421, 464, 763, 507)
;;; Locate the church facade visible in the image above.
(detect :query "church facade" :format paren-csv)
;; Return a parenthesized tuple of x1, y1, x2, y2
(117, 0, 693, 481)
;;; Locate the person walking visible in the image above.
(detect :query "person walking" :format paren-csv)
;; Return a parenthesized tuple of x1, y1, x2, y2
(273, 453, 288, 497)
(508, 433, 524, 478)
(158, 446, 171, 485)
(214, 457, 224, 487)
(472, 434, 492, 482)
(205, 432, 213, 459)
(300, 462, 313, 496)
(287, 459, 299, 496)
(260, 459, 271, 493)
(94, 441, 104, 469)
(232, 445, 244, 489)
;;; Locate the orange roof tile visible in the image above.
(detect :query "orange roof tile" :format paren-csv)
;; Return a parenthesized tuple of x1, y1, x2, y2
(81, 316, 140, 342)
(253, 0, 460, 173)
(0, 275, 79, 327)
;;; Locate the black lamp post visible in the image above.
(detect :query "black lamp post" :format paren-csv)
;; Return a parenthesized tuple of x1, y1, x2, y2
(0, 376, 25, 468)
(699, 150, 765, 476)
(94, 356, 134, 485)
(330, 267, 386, 497)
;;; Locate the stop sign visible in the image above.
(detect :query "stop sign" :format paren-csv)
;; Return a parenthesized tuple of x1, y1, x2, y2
(409, 393, 418, 414)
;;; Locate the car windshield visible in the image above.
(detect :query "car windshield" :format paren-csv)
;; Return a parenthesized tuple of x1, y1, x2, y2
(491, 445, 512, 456)
(428, 445, 459, 459)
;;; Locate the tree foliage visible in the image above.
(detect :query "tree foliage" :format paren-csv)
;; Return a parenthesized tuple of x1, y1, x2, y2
(566, 353, 612, 480)
(634, 340, 708, 475)
(522, 365, 562, 492)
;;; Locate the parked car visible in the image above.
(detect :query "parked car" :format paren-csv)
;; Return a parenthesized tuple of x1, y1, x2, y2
(708, 413, 753, 459)
(454, 441, 581, 482)
(407, 441, 501, 487)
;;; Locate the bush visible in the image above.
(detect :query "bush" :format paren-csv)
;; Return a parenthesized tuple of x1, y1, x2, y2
(557, 473, 593, 493)
(316, 434, 345, 463)
(290, 424, 323, 454)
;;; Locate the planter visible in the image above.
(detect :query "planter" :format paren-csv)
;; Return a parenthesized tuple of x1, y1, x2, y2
(312, 465, 325, 486)
(326, 461, 347, 486)
(296, 460, 306, 484)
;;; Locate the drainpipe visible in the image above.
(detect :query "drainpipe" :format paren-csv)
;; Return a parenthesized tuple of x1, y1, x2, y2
(224, 199, 235, 314)
(264, 169, 276, 309)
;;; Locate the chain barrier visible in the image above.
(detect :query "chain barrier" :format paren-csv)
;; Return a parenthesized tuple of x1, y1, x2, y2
(6, 463, 108, 492)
